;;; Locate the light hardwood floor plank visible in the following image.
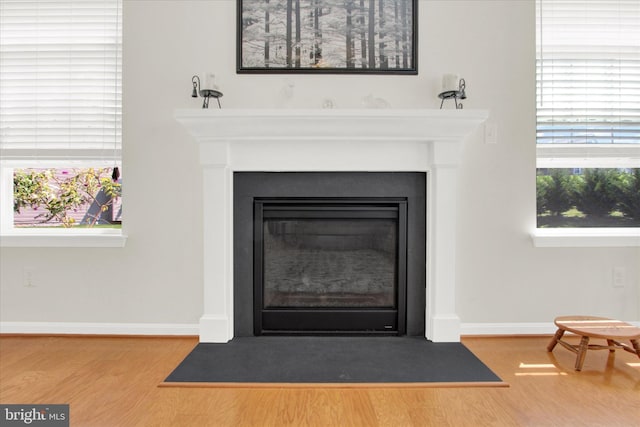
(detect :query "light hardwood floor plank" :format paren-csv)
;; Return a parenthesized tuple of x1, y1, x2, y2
(1, 335, 639, 426)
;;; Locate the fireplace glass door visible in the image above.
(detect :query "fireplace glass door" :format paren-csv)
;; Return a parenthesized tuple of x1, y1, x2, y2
(254, 199, 407, 335)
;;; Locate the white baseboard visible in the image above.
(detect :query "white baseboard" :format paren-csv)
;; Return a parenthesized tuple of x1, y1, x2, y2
(460, 321, 640, 336)
(461, 322, 560, 336)
(2, 321, 637, 338)
(0, 322, 199, 336)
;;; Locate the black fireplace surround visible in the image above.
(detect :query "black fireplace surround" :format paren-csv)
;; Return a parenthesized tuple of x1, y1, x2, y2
(234, 172, 426, 336)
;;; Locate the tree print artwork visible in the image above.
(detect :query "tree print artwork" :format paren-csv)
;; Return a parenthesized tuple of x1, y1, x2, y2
(238, 0, 416, 73)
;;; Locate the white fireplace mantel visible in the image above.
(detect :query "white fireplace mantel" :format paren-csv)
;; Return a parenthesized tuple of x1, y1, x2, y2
(175, 108, 489, 343)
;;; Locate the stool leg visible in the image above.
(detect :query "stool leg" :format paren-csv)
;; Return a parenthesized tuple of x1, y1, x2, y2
(547, 328, 565, 352)
(575, 336, 589, 371)
(631, 339, 640, 359)
(606, 339, 616, 353)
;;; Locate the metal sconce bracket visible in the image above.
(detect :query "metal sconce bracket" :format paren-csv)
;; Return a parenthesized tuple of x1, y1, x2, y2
(191, 75, 223, 109)
(438, 78, 466, 109)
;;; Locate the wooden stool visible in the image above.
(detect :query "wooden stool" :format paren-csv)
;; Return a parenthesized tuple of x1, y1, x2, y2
(547, 315, 640, 371)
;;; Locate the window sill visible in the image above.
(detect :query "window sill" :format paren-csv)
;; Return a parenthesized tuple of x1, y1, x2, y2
(0, 230, 127, 248)
(531, 228, 640, 248)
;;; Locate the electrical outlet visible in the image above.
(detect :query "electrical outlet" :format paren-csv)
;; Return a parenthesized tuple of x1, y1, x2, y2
(23, 268, 35, 288)
(612, 267, 626, 288)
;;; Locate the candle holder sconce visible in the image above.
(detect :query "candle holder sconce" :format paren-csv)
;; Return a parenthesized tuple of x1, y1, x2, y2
(438, 78, 466, 109)
(191, 75, 223, 109)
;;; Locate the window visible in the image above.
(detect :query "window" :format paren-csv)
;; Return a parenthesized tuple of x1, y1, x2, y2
(535, 0, 640, 233)
(0, 0, 123, 245)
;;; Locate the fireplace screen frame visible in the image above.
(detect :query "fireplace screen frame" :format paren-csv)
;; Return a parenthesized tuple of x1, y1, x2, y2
(253, 198, 408, 335)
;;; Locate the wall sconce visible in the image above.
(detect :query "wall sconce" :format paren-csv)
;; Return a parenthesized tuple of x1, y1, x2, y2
(191, 74, 223, 108)
(438, 75, 467, 109)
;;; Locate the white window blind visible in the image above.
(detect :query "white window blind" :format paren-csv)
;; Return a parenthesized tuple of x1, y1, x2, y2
(536, 0, 640, 146)
(0, 0, 122, 161)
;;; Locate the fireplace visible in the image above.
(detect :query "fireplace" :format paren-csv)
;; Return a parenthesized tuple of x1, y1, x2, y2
(255, 198, 407, 335)
(175, 108, 489, 342)
(235, 172, 426, 336)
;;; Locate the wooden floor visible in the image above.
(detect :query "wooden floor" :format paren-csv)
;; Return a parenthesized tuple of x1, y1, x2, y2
(1, 335, 638, 426)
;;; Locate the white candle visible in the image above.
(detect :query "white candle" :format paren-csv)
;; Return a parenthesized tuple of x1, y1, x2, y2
(202, 72, 219, 91)
(442, 74, 460, 92)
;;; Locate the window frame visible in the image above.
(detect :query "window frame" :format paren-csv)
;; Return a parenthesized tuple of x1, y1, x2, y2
(0, 160, 126, 247)
(533, 0, 640, 247)
(0, 0, 124, 247)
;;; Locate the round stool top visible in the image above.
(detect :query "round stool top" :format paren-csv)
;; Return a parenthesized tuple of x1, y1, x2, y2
(554, 315, 640, 340)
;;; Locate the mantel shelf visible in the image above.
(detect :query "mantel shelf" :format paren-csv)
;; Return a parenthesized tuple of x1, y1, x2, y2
(174, 108, 489, 143)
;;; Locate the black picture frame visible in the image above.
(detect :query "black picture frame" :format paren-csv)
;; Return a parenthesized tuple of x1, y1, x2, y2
(237, 0, 417, 75)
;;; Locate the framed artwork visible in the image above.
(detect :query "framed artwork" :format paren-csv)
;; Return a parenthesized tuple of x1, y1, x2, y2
(237, 0, 417, 74)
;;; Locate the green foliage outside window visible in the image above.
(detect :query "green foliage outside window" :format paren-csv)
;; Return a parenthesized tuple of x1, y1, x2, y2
(13, 168, 121, 228)
(536, 168, 640, 228)
(536, 169, 573, 216)
(615, 169, 640, 221)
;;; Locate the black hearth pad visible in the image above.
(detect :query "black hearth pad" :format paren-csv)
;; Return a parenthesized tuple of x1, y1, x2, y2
(163, 336, 504, 384)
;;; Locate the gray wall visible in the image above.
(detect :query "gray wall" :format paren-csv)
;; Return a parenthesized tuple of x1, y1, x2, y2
(1, 1, 638, 330)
